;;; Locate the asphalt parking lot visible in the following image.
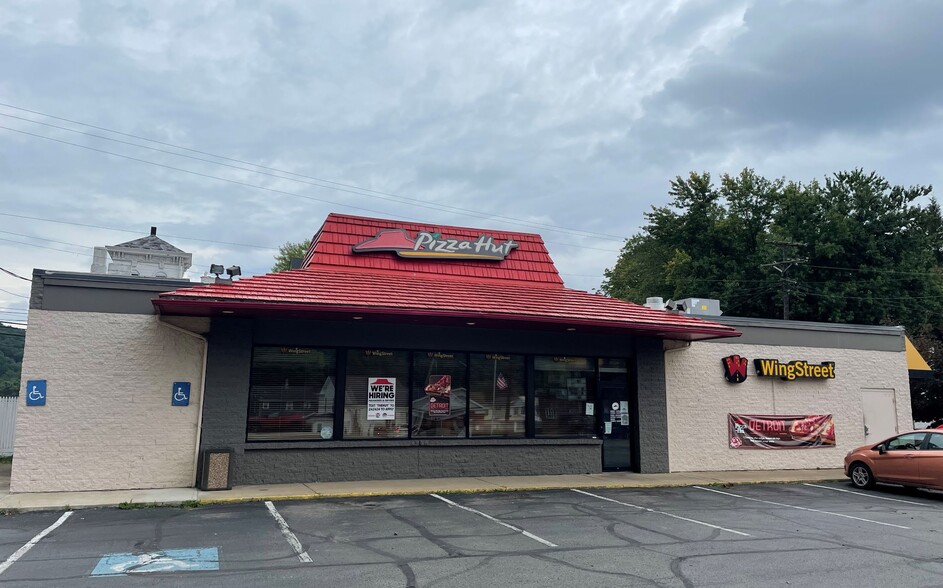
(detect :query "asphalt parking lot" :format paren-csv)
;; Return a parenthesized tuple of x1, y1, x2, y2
(0, 481, 941, 587)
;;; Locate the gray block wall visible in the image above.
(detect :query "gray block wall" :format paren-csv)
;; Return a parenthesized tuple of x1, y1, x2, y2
(635, 337, 670, 473)
(200, 317, 662, 485)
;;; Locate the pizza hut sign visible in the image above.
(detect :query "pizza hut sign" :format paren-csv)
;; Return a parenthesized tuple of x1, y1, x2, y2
(353, 229, 518, 261)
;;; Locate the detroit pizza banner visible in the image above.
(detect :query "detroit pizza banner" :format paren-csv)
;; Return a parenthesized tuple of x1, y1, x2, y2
(728, 414, 836, 449)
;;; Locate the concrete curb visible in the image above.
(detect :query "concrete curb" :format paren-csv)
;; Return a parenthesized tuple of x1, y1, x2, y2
(0, 473, 850, 513)
(178, 476, 850, 509)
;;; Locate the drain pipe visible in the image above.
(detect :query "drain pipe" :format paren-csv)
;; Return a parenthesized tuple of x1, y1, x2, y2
(157, 317, 209, 487)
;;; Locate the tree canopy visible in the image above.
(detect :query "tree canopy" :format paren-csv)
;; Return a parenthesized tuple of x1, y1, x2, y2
(272, 239, 311, 272)
(602, 168, 943, 422)
(0, 325, 25, 396)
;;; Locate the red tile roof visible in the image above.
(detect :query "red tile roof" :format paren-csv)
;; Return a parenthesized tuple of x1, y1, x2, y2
(156, 213, 739, 340)
(303, 213, 563, 287)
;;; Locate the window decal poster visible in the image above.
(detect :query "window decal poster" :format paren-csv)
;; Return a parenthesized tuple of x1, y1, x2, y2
(367, 377, 396, 421)
(425, 374, 451, 417)
(728, 414, 836, 449)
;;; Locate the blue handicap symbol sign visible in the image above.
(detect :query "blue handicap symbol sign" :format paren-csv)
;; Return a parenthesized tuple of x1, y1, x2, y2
(92, 547, 219, 576)
(172, 382, 191, 406)
(25, 380, 46, 406)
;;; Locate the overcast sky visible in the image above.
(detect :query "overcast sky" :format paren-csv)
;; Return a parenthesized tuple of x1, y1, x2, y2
(2, 0, 941, 324)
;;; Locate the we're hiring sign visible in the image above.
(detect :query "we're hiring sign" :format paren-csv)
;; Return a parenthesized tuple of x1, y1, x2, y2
(722, 354, 836, 384)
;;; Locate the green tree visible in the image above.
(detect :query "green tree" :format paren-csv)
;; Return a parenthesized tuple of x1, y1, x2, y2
(0, 325, 25, 396)
(272, 240, 311, 272)
(602, 168, 943, 423)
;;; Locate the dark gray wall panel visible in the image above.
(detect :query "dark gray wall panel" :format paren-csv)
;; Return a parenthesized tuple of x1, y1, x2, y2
(713, 317, 904, 351)
(29, 269, 190, 314)
(253, 319, 636, 357)
(635, 337, 669, 473)
(200, 319, 253, 451)
(236, 441, 601, 485)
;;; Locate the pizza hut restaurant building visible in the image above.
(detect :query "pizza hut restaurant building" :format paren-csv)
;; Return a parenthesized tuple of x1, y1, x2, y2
(10, 213, 917, 492)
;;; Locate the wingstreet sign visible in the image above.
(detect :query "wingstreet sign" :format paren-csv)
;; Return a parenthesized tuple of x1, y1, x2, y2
(722, 354, 836, 383)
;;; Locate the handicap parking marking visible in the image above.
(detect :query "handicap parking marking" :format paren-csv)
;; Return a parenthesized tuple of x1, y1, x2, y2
(571, 488, 751, 537)
(802, 483, 938, 507)
(91, 547, 219, 577)
(693, 486, 911, 529)
(0, 511, 73, 576)
(429, 493, 558, 548)
(265, 501, 313, 563)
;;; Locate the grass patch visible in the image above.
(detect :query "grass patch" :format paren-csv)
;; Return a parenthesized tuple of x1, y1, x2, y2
(0, 508, 18, 516)
(0, 456, 12, 464)
(117, 501, 158, 510)
(117, 500, 201, 510)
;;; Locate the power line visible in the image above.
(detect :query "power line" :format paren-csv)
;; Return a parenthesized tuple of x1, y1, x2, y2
(0, 130, 622, 257)
(0, 235, 89, 256)
(1, 125, 626, 258)
(808, 264, 943, 277)
(0, 103, 626, 242)
(0, 287, 28, 299)
(0, 266, 30, 281)
(0, 212, 275, 250)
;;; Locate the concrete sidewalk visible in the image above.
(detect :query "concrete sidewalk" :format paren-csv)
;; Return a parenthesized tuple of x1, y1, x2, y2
(0, 463, 847, 513)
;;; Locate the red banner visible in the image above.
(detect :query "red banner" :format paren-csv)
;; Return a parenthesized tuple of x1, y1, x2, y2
(728, 414, 836, 449)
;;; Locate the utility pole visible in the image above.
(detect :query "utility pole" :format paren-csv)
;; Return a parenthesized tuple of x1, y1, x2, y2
(761, 240, 807, 320)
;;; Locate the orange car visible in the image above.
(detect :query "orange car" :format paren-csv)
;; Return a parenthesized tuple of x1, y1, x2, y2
(844, 429, 943, 491)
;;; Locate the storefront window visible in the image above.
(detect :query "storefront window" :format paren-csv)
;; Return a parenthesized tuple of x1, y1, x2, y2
(412, 351, 468, 438)
(344, 349, 409, 439)
(469, 353, 526, 437)
(534, 355, 596, 437)
(247, 347, 336, 441)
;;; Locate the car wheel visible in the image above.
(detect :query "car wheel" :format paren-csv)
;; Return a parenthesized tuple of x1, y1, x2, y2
(849, 462, 875, 489)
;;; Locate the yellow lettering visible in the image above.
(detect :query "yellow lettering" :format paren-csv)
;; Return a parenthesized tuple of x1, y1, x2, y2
(759, 359, 777, 376)
(812, 366, 822, 378)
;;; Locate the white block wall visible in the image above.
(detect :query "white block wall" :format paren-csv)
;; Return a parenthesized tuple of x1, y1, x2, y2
(11, 310, 205, 492)
(665, 341, 912, 472)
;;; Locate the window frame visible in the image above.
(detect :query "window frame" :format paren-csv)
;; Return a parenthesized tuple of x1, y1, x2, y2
(241, 345, 633, 445)
(244, 344, 339, 443)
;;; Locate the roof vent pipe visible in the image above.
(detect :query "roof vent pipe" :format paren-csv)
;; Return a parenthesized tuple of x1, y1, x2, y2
(150, 226, 157, 236)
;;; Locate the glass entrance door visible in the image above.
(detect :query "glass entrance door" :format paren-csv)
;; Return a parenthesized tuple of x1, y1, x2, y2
(598, 359, 631, 470)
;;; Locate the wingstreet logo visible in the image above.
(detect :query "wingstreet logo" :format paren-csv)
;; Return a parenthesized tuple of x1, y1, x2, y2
(721, 354, 749, 384)
(754, 358, 836, 381)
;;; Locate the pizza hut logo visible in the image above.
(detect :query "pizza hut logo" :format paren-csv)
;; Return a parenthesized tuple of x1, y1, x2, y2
(353, 229, 518, 261)
(722, 355, 749, 384)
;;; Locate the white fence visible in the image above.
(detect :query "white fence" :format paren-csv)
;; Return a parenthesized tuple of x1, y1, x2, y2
(0, 397, 16, 456)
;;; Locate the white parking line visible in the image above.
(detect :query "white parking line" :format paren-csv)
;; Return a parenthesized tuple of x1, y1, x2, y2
(803, 483, 935, 506)
(693, 486, 911, 529)
(264, 501, 313, 563)
(429, 493, 558, 548)
(0, 511, 73, 575)
(572, 489, 751, 537)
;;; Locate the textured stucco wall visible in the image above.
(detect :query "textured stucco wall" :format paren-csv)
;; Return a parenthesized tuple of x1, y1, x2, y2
(11, 310, 205, 492)
(665, 341, 912, 472)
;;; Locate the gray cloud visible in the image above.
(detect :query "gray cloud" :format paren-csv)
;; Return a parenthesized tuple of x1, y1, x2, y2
(0, 0, 940, 317)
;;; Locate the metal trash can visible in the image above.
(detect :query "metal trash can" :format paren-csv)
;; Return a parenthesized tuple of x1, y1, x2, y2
(197, 449, 233, 491)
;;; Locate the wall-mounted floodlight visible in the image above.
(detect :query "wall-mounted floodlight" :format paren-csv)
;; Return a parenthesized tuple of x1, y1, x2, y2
(226, 266, 242, 278)
(209, 264, 225, 277)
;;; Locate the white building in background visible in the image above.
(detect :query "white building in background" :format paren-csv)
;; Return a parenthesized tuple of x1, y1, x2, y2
(90, 226, 192, 278)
